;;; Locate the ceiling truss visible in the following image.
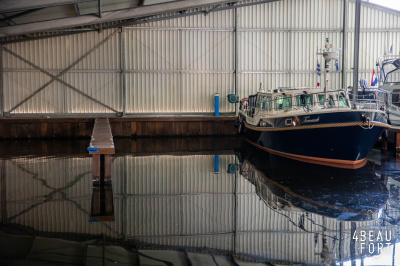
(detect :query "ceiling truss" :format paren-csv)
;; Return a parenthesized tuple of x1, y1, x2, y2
(0, 0, 279, 44)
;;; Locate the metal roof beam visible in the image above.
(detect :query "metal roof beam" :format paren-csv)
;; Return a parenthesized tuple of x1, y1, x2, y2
(0, 14, 16, 26)
(0, 0, 252, 37)
(0, 9, 43, 23)
(205, 4, 224, 16)
(0, 0, 95, 13)
(116, 0, 278, 28)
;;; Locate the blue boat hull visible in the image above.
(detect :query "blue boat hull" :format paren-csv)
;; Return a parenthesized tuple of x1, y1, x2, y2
(242, 110, 388, 164)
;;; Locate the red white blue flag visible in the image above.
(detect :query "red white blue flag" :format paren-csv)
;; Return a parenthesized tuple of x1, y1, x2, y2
(317, 60, 321, 76)
(371, 69, 378, 87)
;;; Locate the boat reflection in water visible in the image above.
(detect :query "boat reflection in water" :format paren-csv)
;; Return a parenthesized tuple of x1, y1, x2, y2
(237, 141, 388, 221)
(0, 138, 399, 265)
(237, 141, 400, 264)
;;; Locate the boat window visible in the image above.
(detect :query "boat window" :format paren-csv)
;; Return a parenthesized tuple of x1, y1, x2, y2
(318, 94, 335, 107)
(393, 89, 400, 107)
(257, 96, 272, 110)
(336, 93, 349, 107)
(266, 97, 272, 110)
(275, 95, 292, 110)
(383, 63, 400, 84)
(296, 94, 313, 106)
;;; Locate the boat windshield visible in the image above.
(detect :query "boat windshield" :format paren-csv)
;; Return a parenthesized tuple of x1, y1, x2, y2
(382, 59, 400, 84)
(317, 94, 335, 106)
(337, 93, 349, 107)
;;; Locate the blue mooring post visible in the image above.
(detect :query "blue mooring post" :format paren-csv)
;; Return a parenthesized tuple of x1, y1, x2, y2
(214, 155, 219, 174)
(215, 93, 219, 116)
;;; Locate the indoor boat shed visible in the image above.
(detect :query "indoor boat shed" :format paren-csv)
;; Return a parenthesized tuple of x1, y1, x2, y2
(2, 1, 400, 265)
(0, 0, 400, 139)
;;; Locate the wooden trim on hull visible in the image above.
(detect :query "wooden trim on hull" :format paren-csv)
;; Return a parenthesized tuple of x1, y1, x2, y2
(245, 138, 367, 167)
(244, 121, 390, 132)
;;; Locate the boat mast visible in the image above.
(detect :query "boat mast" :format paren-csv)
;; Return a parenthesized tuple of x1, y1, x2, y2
(321, 38, 339, 94)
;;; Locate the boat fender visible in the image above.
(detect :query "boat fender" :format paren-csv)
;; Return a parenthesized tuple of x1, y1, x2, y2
(228, 94, 239, 103)
(87, 147, 99, 152)
(227, 163, 238, 174)
(234, 119, 240, 128)
(238, 122, 244, 134)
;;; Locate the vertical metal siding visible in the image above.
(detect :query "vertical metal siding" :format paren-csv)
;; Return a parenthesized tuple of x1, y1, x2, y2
(125, 28, 235, 113)
(123, 155, 235, 237)
(3, 1, 400, 114)
(3, 29, 120, 114)
(122, 155, 234, 196)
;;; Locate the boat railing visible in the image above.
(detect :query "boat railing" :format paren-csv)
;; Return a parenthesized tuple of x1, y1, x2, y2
(277, 87, 321, 91)
(348, 87, 395, 111)
(240, 89, 386, 118)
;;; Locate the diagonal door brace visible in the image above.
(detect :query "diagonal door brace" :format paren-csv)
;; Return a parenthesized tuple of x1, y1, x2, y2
(4, 29, 119, 114)
(3, 47, 120, 114)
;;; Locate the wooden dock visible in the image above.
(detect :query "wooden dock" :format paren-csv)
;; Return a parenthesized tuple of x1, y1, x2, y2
(88, 118, 115, 154)
(88, 118, 115, 222)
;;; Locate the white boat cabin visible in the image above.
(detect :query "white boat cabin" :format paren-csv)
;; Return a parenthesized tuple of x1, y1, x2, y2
(239, 88, 351, 126)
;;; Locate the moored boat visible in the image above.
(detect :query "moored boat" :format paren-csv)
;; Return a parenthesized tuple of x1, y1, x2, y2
(360, 56, 400, 127)
(236, 40, 390, 165)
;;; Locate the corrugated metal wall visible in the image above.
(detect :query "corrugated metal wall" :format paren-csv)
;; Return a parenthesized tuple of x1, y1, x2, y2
(1, 0, 400, 115)
(3, 29, 121, 114)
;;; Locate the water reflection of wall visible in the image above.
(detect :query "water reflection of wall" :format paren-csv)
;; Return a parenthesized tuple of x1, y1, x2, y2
(1, 154, 400, 264)
(2, 156, 124, 238)
(241, 163, 400, 263)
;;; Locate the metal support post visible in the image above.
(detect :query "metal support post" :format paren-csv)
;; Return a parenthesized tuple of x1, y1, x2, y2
(0, 45, 3, 117)
(120, 27, 126, 116)
(350, 222, 356, 264)
(234, 8, 238, 115)
(123, 156, 127, 239)
(233, 155, 238, 255)
(1, 160, 6, 223)
(352, 0, 361, 107)
(98, 0, 102, 18)
(342, 0, 347, 89)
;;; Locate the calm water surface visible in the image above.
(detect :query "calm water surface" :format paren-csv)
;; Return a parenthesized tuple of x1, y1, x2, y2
(0, 137, 399, 265)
